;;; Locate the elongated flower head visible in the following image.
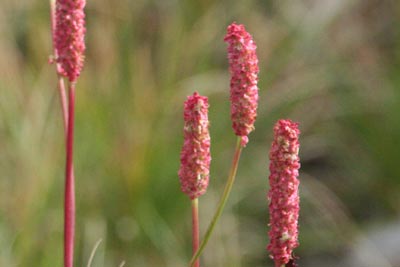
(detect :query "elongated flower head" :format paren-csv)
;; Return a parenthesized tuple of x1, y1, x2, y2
(267, 119, 301, 267)
(178, 92, 211, 199)
(224, 22, 259, 146)
(54, 0, 86, 82)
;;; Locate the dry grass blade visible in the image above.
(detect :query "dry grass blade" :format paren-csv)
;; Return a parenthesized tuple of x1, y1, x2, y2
(86, 239, 103, 267)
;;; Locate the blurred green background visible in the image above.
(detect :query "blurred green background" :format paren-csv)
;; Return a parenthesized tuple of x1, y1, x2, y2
(1, 0, 400, 266)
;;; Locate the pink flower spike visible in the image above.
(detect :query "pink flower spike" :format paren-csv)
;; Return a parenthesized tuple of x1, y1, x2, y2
(267, 119, 301, 267)
(54, 0, 86, 82)
(224, 22, 259, 146)
(179, 92, 211, 199)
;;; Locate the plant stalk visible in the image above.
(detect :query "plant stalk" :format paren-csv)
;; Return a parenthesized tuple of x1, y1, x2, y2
(191, 198, 200, 267)
(64, 83, 76, 267)
(50, 4, 77, 267)
(189, 137, 243, 266)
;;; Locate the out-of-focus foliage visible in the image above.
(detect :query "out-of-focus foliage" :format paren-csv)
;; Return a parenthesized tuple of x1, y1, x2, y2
(0, 0, 399, 266)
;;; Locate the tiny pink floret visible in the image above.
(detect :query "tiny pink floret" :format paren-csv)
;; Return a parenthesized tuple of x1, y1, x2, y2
(54, 0, 86, 82)
(224, 22, 259, 146)
(178, 92, 211, 200)
(267, 119, 301, 267)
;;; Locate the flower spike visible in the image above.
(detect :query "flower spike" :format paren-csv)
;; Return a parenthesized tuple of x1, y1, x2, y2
(54, 0, 86, 82)
(224, 22, 259, 146)
(179, 92, 211, 199)
(267, 119, 301, 267)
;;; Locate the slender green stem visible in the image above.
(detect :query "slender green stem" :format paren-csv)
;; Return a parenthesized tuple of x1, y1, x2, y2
(57, 76, 68, 133)
(191, 198, 200, 267)
(189, 137, 243, 266)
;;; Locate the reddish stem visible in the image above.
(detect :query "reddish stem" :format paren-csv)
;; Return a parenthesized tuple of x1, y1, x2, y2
(191, 199, 200, 267)
(64, 83, 76, 267)
(50, 3, 77, 267)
